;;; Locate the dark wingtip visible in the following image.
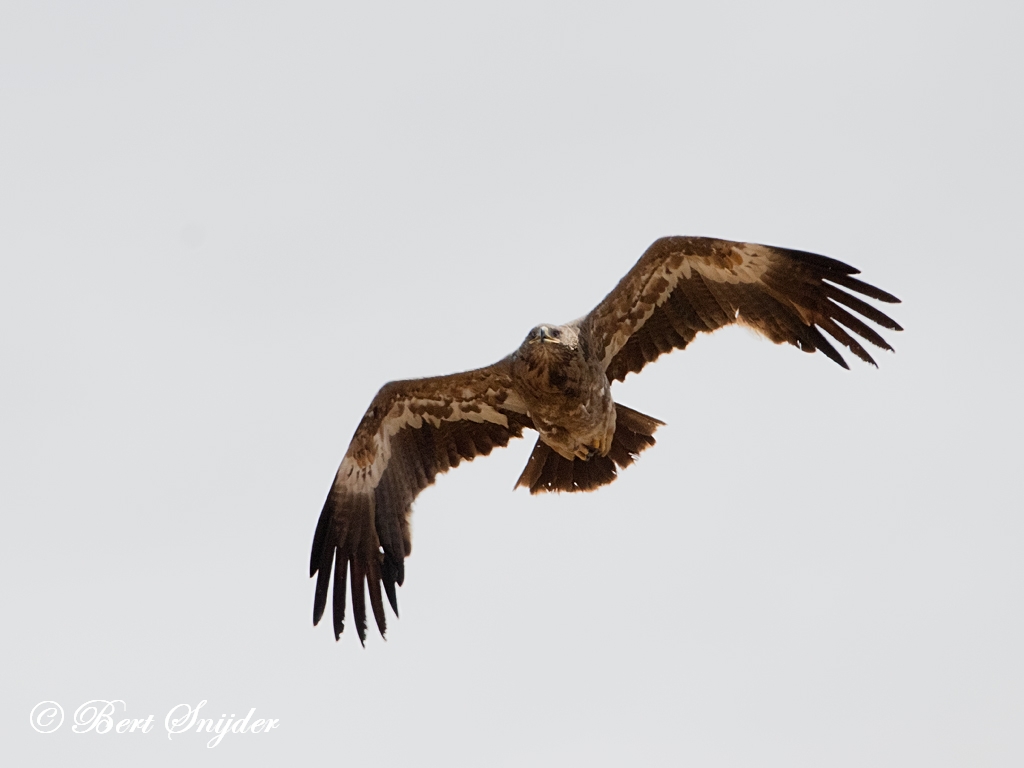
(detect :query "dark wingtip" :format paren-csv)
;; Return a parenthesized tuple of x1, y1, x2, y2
(355, 609, 367, 646)
(312, 549, 333, 627)
(782, 247, 861, 276)
(827, 273, 902, 304)
(350, 560, 368, 646)
(381, 557, 401, 617)
(805, 325, 849, 369)
(384, 581, 399, 617)
(354, 621, 367, 647)
(332, 555, 348, 640)
(855, 342, 879, 365)
(310, 489, 339, 578)
(367, 572, 388, 639)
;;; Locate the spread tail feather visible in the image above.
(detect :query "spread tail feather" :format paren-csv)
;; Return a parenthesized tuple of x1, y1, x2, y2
(514, 403, 663, 494)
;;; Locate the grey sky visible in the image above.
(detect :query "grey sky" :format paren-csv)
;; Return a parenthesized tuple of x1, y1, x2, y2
(3, 1, 1022, 765)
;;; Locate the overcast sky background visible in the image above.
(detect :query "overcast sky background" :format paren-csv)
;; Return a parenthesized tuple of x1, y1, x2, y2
(3, 1, 1022, 765)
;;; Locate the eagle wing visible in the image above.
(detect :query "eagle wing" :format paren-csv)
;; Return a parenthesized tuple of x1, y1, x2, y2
(310, 358, 531, 644)
(583, 236, 902, 381)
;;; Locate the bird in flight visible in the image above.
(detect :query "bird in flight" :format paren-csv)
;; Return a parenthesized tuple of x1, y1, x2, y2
(310, 236, 901, 644)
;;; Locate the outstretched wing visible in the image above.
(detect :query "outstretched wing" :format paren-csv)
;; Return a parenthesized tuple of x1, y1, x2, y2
(583, 236, 902, 382)
(310, 358, 531, 645)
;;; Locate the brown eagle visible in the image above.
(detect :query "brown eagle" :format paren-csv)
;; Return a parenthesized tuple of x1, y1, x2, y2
(310, 236, 901, 644)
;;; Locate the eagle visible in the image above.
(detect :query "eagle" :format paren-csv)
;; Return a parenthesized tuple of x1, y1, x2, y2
(310, 236, 901, 644)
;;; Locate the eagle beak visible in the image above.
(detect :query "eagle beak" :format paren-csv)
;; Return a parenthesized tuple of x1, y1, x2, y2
(538, 326, 559, 343)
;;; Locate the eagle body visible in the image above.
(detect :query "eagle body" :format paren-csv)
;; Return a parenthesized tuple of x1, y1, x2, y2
(310, 236, 903, 644)
(510, 323, 617, 461)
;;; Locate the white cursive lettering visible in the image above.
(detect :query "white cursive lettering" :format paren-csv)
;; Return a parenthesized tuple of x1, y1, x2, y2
(162, 701, 277, 747)
(30, 701, 65, 734)
(73, 700, 126, 734)
(30, 698, 275, 746)
(164, 699, 206, 740)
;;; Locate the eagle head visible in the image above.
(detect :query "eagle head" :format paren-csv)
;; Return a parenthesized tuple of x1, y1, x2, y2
(512, 323, 585, 393)
(530, 324, 563, 344)
(520, 324, 580, 352)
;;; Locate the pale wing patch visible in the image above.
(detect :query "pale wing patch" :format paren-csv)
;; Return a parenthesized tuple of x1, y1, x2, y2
(336, 457, 378, 495)
(677, 243, 773, 285)
(599, 261, 679, 368)
(599, 243, 773, 369)
(337, 388, 527, 495)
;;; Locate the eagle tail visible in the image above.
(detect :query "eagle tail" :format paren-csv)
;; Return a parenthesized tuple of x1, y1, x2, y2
(515, 403, 663, 494)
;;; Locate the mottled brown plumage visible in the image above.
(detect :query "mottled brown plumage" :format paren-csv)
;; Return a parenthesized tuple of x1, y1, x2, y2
(311, 236, 902, 644)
